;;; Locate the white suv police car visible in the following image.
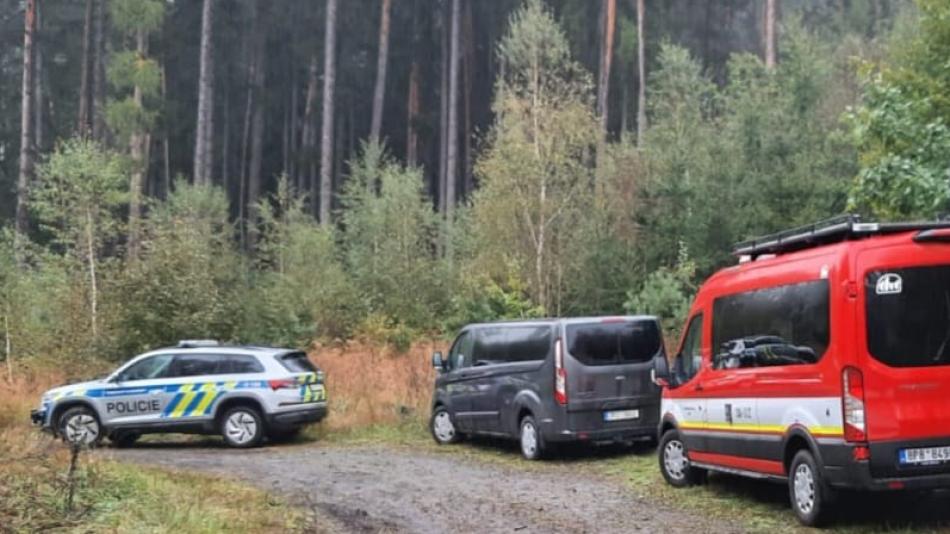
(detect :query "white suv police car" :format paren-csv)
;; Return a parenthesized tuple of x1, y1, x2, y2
(30, 341, 328, 448)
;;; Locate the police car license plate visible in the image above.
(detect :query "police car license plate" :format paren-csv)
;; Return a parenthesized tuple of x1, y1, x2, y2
(603, 409, 639, 422)
(899, 446, 950, 465)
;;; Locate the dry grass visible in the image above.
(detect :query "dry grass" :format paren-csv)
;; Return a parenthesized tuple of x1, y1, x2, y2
(309, 340, 442, 431)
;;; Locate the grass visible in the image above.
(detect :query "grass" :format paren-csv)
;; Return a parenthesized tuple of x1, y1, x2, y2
(0, 370, 308, 533)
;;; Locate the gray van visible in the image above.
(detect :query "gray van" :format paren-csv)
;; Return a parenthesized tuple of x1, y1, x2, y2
(430, 316, 663, 459)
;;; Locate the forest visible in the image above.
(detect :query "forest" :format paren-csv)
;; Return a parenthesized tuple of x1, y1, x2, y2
(0, 0, 947, 370)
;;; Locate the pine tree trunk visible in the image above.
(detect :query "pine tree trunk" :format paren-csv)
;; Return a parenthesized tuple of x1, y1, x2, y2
(462, 0, 474, 197)
(597, 0, 616, 135)
(247, 0, 267, 246)
(370, 0, 391, 145)
(318, 0, 338, 224)
(764, 0, 777, 70)
(636, 0, 647, 146)
(91, 0, 107, 142)
(15, 0, 36, 238)
(127, 28, 148, 259)
(445, 0, 461, 228)
(78, 0, 93, 135)
(406, 61, 420, 168)
(193, 0, 215, 185)
(33, 0, 43, 154)
(302, 53, 318, 199)
(438, 2, 449, 214)
(161, 62, 171, 197)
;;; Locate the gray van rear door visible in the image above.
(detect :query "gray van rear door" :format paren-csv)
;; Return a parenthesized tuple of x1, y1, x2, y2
(563, 319, 662, 413)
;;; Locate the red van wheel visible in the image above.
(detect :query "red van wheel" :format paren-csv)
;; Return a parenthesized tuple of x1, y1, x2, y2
(789, 449, 834, 526)
(658, 430, 705, 487)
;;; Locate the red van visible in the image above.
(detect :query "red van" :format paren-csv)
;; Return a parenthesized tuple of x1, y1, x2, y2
(652, 216, 950, 526)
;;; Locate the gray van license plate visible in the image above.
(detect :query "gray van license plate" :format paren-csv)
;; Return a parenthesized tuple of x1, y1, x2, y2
(604, 409, 639, 422)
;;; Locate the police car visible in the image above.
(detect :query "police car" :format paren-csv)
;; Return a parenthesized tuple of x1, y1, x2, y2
(30, 340, 328, 448)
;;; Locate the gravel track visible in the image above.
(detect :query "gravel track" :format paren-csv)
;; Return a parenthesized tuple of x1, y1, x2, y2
(110, 441, 741, 534)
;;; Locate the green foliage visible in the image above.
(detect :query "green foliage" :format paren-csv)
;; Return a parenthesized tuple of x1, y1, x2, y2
(847, 0, 950, 219)
(244, 176, 357, 345)
(473, 0, 598, 313)
(110, 0, 165, 34)
(445, 269, 544, 333)
(107, 50, 162, 98)
(624, 249, 695, 337)
(110, 182, 244, 357)
(32, 139, 129, 255)
(340, 143, 449, 331)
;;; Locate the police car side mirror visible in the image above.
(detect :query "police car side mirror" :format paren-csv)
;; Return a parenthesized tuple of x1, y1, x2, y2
(432, 351, 445, 372)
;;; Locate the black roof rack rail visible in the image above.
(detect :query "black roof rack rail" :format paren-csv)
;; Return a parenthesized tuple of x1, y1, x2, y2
(733, 215, 950, 259)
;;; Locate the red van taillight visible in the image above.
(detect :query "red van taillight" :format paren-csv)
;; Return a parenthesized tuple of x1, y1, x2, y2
(842, 367, 866, 442)
(554, 338, 567, 405)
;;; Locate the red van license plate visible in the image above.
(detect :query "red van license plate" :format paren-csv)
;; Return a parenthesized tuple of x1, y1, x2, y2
(603, 409, 639, 422)
(900, 446, 950, 465)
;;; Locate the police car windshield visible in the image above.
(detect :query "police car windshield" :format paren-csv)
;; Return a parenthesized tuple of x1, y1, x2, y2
(277, 352, 317, 373)
(116, 354, 174, 381)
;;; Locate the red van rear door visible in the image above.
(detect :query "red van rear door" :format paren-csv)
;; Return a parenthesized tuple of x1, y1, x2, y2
(859, 243, 950, 452)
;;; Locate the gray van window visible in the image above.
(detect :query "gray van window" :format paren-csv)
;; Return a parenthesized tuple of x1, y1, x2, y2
(566, 320, 661, 366)
(473, 326, 551, 364)
(867, 266, 950, 367)
(712, 280, 829, 369)
(447, 332, 475, 370)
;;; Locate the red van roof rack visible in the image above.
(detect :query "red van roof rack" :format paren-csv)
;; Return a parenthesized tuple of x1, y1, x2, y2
(733, 215, 950, 259)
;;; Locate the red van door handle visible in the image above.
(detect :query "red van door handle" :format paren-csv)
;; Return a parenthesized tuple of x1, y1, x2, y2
(693, 383, 704, 392)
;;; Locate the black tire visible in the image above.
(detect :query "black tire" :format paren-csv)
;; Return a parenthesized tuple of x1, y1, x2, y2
(57, 406, 103, 448)
(430, 406, 461, 445)
(109, 431, 141, 448)
(220, 406, 265, 448)
(789, 449, 834, 527)
(268, 427, 302, 443)
(519, 415, 545, 461)
(658, 429, 705, 487)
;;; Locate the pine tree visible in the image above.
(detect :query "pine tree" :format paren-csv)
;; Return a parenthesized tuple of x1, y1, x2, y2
(319, 0, 338, 224)
(370, 0, 392, 144)
(193, 0, 216, 185)
(15, 0, 37, 239)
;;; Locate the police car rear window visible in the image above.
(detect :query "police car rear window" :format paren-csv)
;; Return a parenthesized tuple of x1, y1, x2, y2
(866, 265, 950, 367)
(566, 320, 662, 366)
(278, 352, 318, 373)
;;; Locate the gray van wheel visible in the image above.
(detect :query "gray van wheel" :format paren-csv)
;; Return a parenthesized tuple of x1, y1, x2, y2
(430, 407, 461, 445)
(519, 415, 545, 460)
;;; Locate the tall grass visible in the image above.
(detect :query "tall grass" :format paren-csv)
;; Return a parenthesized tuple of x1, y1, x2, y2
(310, 340, 442, 431)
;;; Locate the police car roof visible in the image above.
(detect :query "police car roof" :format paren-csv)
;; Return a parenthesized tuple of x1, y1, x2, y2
(146, 344, 299, 358)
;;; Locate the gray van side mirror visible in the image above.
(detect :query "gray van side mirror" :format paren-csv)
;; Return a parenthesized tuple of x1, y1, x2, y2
(652, 353, 672, 388)
(432, 351, 445, 371)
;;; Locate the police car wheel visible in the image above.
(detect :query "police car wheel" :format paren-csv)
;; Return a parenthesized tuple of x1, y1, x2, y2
(58, 406, 102, 447)
(789, 449, 833, 527)
(430, 407, 461, 445)
(109, 431, 141, 448)
(659, 429, 704, 487)
(220, 406, 264, 448)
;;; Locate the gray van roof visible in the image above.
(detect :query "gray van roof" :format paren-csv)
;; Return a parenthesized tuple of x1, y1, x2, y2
(464, 315, 659, 330)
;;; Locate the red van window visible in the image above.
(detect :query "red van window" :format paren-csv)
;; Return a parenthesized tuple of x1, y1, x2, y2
(712, 280, 830, 368)
(866, 266, 950, 367)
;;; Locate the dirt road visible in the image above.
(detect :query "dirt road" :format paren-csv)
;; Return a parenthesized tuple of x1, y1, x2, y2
(111, 441, 740, 534)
